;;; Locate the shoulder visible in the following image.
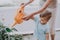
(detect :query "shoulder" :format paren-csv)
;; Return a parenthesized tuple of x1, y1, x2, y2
(34, 14, 40, 21)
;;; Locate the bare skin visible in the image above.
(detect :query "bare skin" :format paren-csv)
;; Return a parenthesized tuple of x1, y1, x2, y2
(28, 16, 49, 40)
(22, 0, 55, 40)
(32, 16, 49, 40)
(46, 33, 49, 40)
(23, 0, 52, 20)
(22, 0, 34, 7)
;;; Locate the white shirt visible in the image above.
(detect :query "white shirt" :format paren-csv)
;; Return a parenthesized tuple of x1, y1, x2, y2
(39, 0, 57, 8)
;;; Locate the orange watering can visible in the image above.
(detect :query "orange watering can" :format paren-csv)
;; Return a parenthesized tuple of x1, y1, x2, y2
(12, 4, 25, 27)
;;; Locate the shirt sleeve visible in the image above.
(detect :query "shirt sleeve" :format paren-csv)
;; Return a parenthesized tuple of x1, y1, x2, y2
(45, 24, 50, 33)
(34, 14, 40, 22)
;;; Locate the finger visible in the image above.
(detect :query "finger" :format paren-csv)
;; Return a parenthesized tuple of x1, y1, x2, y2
(22, 17, 25, 20)
(25, 18, 30, 20)
(22, 16, 27, 19)
(22, 17, 28, 21)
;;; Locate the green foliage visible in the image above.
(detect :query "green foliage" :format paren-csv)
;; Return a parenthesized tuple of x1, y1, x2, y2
(0, 21, 23, 40)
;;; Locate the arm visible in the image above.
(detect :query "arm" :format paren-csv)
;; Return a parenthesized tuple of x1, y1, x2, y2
(22, 16, 34, 20)
(20, 0, 34, 13)
(46, 33, 49, 40)
(23, 0, 52, 21)
(30, 16, 34, 20)
(18, 0, 34, 14)
(24, 0, 34, 7)
(30, 0, 52, 16)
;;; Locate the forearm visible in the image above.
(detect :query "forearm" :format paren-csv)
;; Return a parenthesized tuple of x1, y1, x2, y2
(46, 33, 49, 40)
(31, 0, 52, 16)
(24, 0, 34, 7)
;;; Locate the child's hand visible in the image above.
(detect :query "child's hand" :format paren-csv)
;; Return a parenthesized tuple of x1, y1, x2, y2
(22, 16, 29, 21)
(22, 14, 33, 21)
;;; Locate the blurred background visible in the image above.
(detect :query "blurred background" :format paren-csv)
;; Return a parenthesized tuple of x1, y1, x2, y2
(0, 0, 60, 40)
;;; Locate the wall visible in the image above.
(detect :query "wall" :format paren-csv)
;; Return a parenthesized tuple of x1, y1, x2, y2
(0, 0, 60, 32)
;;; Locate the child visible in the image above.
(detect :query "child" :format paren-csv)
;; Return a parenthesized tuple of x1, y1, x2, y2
(22, 0, 57, 40)
(23, 11, 51, 40)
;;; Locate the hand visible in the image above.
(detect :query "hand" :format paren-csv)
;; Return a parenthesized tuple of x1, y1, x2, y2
(22, 16, 30, 21)
(22, 14, 33, 21)
(20, 3, 25, 8)
(30, 0, 34, 2)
